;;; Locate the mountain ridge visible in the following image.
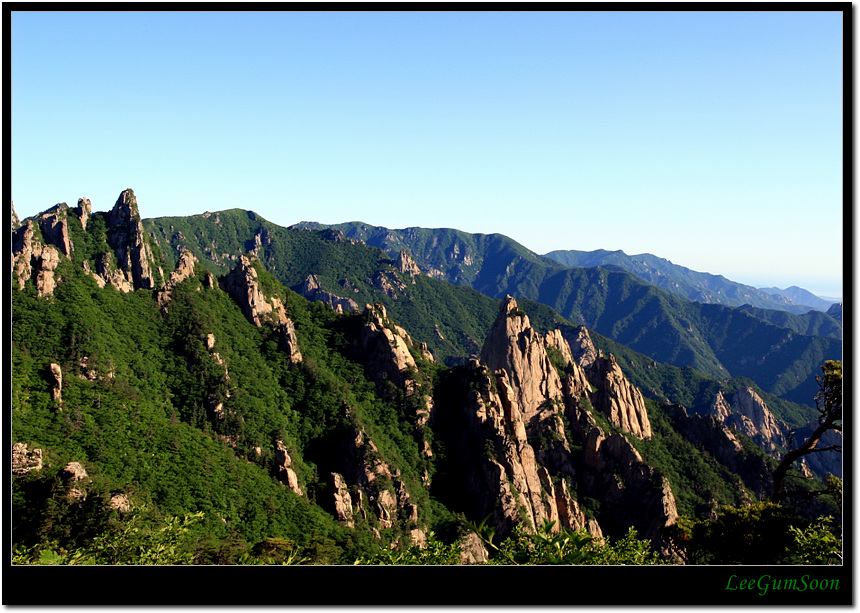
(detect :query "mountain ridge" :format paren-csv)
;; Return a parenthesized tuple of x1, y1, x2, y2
(11, 189, 840, 568)
(285, 219, 841, 406)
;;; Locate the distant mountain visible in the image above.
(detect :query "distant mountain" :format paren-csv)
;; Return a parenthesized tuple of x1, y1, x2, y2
(289, 221, 840, 407)
(758, 286, 837, 312)
(827, 302, 843, 324)
(544, 249, 826, 314)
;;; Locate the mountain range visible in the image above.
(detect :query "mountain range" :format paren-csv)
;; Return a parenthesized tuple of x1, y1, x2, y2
(10, 189, 842, 569)
(287, 220, 841, 407)
(544, 249, 837, 314)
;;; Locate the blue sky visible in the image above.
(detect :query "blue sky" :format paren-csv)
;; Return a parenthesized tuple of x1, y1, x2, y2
(11, 10, 844, 296)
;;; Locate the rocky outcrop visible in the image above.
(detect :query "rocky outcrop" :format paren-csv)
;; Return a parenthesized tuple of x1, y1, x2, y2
(394, 250, 422, 277)
(221, 256, 302, 363)
(296, 274, 360, 313)
(435, 297, 675, 549)
(221, 255, 287, 326)
(581, 427, 677, 542)
(12, 218, 66, 297)
(12, 443, 43, 475)
(564, 326, 598, 368)
(371, 270, 407, 298)
(444, 358, 596, 541)
(103, 189, 161, 291)
(353, 303, 435, 437)
(11, 202, 20, 231)
(60, 461, 90, 502)
(48, 363, 63, 408)
(709, 388, 786, 454)
(274, 440, 303, 496)
(664, 404, 773, 500)
(332, 425, 426, 545)
(156, 249, 199, 311)
(587, 354, 652, 439)
(108, 493, 132, 512)
(330, 472, 355, 527)
(76, 197, 91, 230)
(38, 203, 74, 258)
(480, 296, 565, 421)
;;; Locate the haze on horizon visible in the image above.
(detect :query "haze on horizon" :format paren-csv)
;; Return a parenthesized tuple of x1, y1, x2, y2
(11, 10, 844, 298)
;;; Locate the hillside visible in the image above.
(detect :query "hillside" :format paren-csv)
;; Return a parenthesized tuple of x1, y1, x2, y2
(11, 190, 840, 569)
(544, 249, 832, 314)
(259, 220, 841, 407)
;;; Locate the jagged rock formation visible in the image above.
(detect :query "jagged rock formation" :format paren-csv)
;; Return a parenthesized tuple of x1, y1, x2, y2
(102, 189, 162, 291)
(274, 440, 303, 496)
(156, 249, 199, 311)
(38, 203, 74, 258)
(48, 363, 63, 408)
(371, 270, 407, 298)
(12, 443, 43, 475)
(221, 255, 288, 326)
(353, 303, 435, 432)
(438, 296, 675, 546)
(12, 190, 167, 296)
(480, 296, 567, 420)
(394, 250, 422, 277)
(60, 461, 90, 502)
(588, 354, 653, 439)
(12, 216, 66, 297)
(581, 426, 677, 542)
(76, 197, 91, 230)
(709, 388, 786, 454)
(663, 404, 773, 499)
(296, 274, 360, 313)
(221, 255, 302, 363)
(11, 202, 20, 231)
(330, 424, 426, 544)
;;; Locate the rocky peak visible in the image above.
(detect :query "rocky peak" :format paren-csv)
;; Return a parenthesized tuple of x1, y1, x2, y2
(221, 256, 288, 327)
(479, 296, 565, 420)
(395, 250, 422, 276)
(587, 354, 652, 439)
(156, 249, 199, 311)
(11, 202, 20, 231)
(76, 197, 92, 230)
(356, 303, 419, 385)
(12, 218, 66, 297)
(563, 325, 598, 368)
(39, 203, 74, 259)
(710, 387, 786, 454)
(220, 255, 302, 363)
(297, 274, 360, 313)
(103, 189, 160, 290)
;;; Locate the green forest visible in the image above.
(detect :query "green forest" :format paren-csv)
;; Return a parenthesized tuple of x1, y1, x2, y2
(10, 196, 842, 571)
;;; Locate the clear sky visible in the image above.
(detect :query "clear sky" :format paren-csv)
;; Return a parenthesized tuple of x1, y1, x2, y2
(11, 10, 844, 297)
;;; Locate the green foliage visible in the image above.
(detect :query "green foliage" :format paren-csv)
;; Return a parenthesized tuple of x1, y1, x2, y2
(468, 517, 664, 565)
(634, 399, 758, 516)
(13, 505, 202, 565)
(353, 532, 462, 565)
(666, 501, 841, 565)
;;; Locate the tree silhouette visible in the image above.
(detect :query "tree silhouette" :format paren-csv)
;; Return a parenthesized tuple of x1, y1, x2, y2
(772, 360, 842, 503)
